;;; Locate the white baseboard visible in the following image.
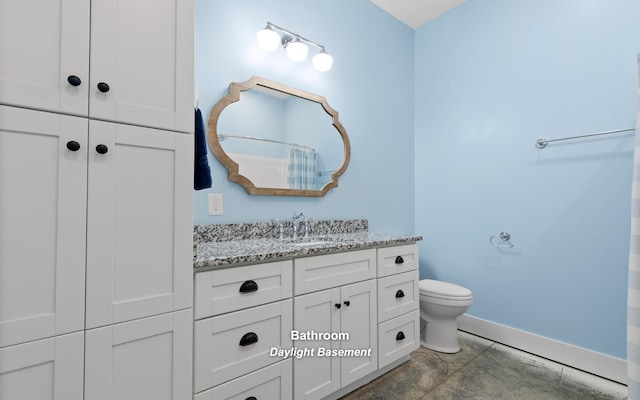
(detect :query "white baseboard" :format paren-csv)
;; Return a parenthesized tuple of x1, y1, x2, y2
(458, 314, 627, 385)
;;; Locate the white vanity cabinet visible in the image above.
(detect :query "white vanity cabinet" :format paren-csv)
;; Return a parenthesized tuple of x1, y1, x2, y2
(376, 245, 421, 368)
(193, 261, 294, 398)
(0, 0, 194, 133)
(293, 249, 378, 400)
(192, 243, 420, 400)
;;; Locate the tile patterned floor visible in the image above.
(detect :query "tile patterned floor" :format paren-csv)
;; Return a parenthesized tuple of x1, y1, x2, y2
(341, 332, 628, 400)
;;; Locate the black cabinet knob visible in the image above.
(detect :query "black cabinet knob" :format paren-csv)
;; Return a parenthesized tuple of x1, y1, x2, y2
(239, 280, 258, 293)
(239, 332, 258, 346)
(97, 82, 110, 93)
(67, 75, 82, 87)
(95, 144, 109, 154)
(66, 141, 81, 151)
(344, 300, 350, 307)
(395, 256, 404, 264)
(335, 303, 341, 309)
(395, 290, 405, 298)
(396, 331, 405, 341)
(245, 397, 257, 400)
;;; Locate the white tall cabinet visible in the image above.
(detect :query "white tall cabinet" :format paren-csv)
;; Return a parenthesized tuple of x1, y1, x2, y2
(0, 0, 193, 133)
(0, 0, 194, 398)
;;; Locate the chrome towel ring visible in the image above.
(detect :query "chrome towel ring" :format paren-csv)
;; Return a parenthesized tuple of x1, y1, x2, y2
(490, 232, 513, 248)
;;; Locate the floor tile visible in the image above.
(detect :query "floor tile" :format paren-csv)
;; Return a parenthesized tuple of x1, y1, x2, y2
(340, 332, 627, 400)
(340, 332, 493, 400)
(422, 343, 627, 400)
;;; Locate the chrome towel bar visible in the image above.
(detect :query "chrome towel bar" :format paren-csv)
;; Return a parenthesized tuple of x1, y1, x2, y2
(536, 127, 634, 149)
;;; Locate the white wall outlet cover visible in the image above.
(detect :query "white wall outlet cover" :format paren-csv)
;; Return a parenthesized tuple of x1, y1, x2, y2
(208, 193, 223, 215)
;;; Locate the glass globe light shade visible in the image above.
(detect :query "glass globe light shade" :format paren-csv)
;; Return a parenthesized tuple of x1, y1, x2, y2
(285, 37, 308, 62)
(256, 27, 280, 52)
(312, 50, 333, 72)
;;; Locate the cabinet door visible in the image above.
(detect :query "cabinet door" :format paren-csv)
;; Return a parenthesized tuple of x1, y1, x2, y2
(293, 288, 341, 400)
(85, 309, 192, 400)
(89, 0, 194, 133)
(0, 106, 87, 348)
(85, 120, 193, 329)
(0, 0, 89, 115)
(0, 332, 84, 400)
(340, 279, 378, 387)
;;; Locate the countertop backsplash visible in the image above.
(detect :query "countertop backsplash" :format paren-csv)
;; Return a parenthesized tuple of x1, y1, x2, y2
(193, 219, 368, 243)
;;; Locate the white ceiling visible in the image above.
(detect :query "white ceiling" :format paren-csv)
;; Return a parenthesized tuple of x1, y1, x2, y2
(370, 0, 467, 29)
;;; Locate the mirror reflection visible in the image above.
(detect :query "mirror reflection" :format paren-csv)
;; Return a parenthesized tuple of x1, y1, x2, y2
(207, 76, 350, 197)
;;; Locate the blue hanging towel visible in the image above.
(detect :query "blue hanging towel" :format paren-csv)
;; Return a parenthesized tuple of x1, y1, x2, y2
(194, 108, 212, 190)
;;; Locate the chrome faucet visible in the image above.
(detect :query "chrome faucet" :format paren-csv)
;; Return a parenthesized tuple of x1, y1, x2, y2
(272, 218, 284, 241)
(292, 212, 305, 240)
(302, 215, 313, 238)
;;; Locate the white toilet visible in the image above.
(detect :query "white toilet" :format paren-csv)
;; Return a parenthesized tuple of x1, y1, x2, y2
(419, 279, 473, 353)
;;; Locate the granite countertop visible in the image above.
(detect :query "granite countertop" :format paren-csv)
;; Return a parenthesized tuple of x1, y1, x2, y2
(194, 232, 423, 271)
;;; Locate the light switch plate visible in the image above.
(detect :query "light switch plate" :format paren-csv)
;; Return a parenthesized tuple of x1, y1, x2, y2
(208, 193, 223, 215)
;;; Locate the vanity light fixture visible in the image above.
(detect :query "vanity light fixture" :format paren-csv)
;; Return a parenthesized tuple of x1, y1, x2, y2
(283, 36, 308, 62)
(256, 22, 333, 72)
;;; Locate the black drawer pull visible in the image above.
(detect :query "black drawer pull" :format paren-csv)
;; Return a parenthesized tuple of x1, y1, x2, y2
(239, 280, 258, 293)
(67, 75, 82, 86)
(395, 290, 405, 298)
(246, 397, 257, 400)
(395, 256, 404, 264)
(95, 144, 109, 154)
(239, 332, 258, 346)
(66, 141, 81, 151)
(343, 300, 350, 307)
(97, 82, 110, 93)
(335, 303, 341, 309)
(396, 331, 405, 341)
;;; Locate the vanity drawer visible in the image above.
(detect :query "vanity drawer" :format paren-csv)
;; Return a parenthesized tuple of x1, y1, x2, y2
(378, 270, 419, 322)
(378, 309, 420, 369)
(294, 249, 377, 295)
(194, 260, 292, 319)
(194, 359, 292, 400)
(194, 299, 292, 393)
(377, 244, 419, 277)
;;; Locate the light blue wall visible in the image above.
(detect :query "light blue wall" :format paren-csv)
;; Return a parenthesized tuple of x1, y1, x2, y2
(414, 0, 639, 359)
(196, 0, 638, 361)
(195, 0, 415, 233)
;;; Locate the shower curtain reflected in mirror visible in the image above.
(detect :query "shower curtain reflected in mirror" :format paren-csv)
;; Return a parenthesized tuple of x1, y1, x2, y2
(288, 147, 317, 190)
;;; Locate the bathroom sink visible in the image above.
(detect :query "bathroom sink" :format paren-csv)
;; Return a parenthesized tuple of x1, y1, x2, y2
(286, 236, 335, 247)
(289, 240, 332, 247)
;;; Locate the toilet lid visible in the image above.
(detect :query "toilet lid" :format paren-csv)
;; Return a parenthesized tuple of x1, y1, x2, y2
(419, 279, 472, 300)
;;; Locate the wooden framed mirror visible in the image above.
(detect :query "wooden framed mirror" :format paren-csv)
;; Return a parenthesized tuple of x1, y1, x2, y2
(207, 76, 350, 197)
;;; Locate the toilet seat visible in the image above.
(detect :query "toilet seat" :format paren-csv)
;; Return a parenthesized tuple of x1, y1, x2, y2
(419, 279, 472, 301)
